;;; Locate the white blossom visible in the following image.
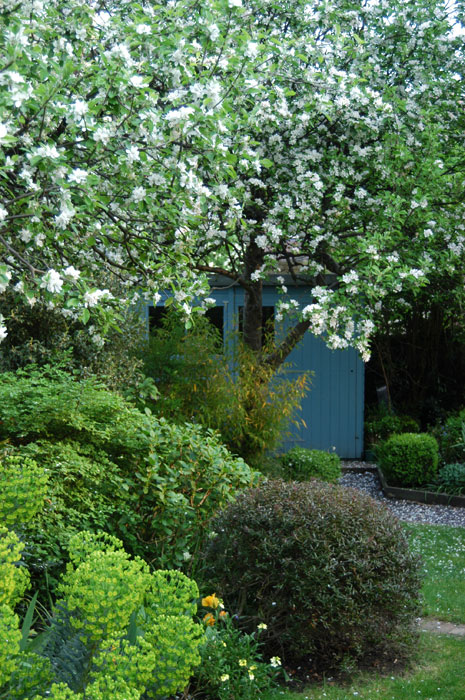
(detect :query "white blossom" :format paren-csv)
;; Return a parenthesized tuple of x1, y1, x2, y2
(83, 289, 113, 307)
(40, 269, 63, 294)
(131, 186, 146, 202)
(71, 99, 88, 118)
(68, 168, 88, 184)
(63, 265, 81, 280)
(135, 23, 151, 34)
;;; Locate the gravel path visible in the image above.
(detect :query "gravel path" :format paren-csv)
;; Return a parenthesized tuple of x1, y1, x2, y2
(340, 462, 465, 528)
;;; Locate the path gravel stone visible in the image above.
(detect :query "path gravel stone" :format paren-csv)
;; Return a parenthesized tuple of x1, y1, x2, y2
(340, 462, 465, 528)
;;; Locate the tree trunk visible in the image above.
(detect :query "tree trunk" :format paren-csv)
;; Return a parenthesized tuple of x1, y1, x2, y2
(242, 239, 264, 352)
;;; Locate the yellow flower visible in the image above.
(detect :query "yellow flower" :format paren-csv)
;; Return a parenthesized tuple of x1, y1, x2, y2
(239, 659, 247, 667)
(220, 674, 230, 682)
(202, 593, 220, 609)
(219, 610, 228, 619)
(203, 613, 215, 626)
(257, 622, 267, 630)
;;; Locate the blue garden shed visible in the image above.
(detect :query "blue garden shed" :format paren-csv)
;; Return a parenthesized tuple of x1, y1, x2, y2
(147, 276, 364, 459)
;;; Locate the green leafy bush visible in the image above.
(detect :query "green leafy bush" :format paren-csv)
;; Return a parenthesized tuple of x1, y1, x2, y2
(0, 368, 259, 589)
(1, 531, 204, 700)
(364, 410, 420, 446)
(280, 447, 341, 483)
(377, 432, 439, 487)
(202, 479, 422, 673)
(433, 463, 465, 495)
(433, 410, 465, 464)
(0, 288, 151, 403)
(143, 310, 310, 467)
(0, 452, 49, 528)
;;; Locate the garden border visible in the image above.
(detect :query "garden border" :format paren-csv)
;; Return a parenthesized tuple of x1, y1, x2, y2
(341, 464, 465, 508)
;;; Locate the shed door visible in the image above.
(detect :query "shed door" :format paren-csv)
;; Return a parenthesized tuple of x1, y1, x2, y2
(281, 329, 364, 459)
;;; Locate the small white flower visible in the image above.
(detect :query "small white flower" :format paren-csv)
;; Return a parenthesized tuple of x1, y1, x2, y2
(208, 24, 220, 41)
(0, 315, 7, 341)
(71, 99, 88, 117)
(0, 123, 9, 144)
(40, 269, 63, 294)
(129, 75, 147, 88)
(135, 23, 151, 34)
(126, 145, 140, 163)
(131, 186, 146, 202)
(229, 0, 242, 6)
(245, 42, 258, 58)
(270, 656, 281, 667)
(63, 265, 81, 281)
(0, 207, 8, 223)
(0, 269, 11, 293)
(257, 622, 267, 630)
(68, 168, 88, 184)
(35, 144, 61, 159)
(83, 288, 113, 307)
(166, 106, 195, 125)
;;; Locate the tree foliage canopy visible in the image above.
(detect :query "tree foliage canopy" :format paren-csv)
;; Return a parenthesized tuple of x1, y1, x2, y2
(1, 0, 464, 360)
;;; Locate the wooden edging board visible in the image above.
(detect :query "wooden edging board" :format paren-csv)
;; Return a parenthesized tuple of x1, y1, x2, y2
(377, 466, 465, 508)
(341, 465, 465, 508)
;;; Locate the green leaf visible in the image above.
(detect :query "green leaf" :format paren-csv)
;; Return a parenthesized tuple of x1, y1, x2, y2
(20, 591, 39, 652)
(81, 308, 90, 325)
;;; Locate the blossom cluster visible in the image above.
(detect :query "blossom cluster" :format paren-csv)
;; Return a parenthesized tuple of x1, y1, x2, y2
(1, 0, 465, 357)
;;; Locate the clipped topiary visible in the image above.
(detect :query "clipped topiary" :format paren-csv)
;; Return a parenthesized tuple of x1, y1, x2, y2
(377, 432, 439, 487)
(280, 447, 341, 483)
(202, 479, 422, 673)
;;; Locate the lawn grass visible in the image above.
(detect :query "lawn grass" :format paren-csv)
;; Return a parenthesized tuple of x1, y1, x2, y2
(404, 522, 465, 623)
(261, 634, 465, 700)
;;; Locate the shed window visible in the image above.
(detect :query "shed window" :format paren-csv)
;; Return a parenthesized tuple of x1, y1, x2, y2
(149, 304, 224, 337)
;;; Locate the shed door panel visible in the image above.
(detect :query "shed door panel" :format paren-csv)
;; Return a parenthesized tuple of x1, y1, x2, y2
(281, 322, 364, 459)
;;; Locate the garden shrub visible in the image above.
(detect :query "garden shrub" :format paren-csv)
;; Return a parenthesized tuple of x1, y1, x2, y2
(433, 409, 465, 464)
(280, 447, 341, 483)
(0, 452, 49, 528)
(202, 479, 422, 672)
(0, 288, 152, 403)
(1, 531, 204, 699)
(364, 409, 420, 446)
(433, 463, 465, 495)
(377, 432, 439, 487)
(0, 367, 259, 589)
